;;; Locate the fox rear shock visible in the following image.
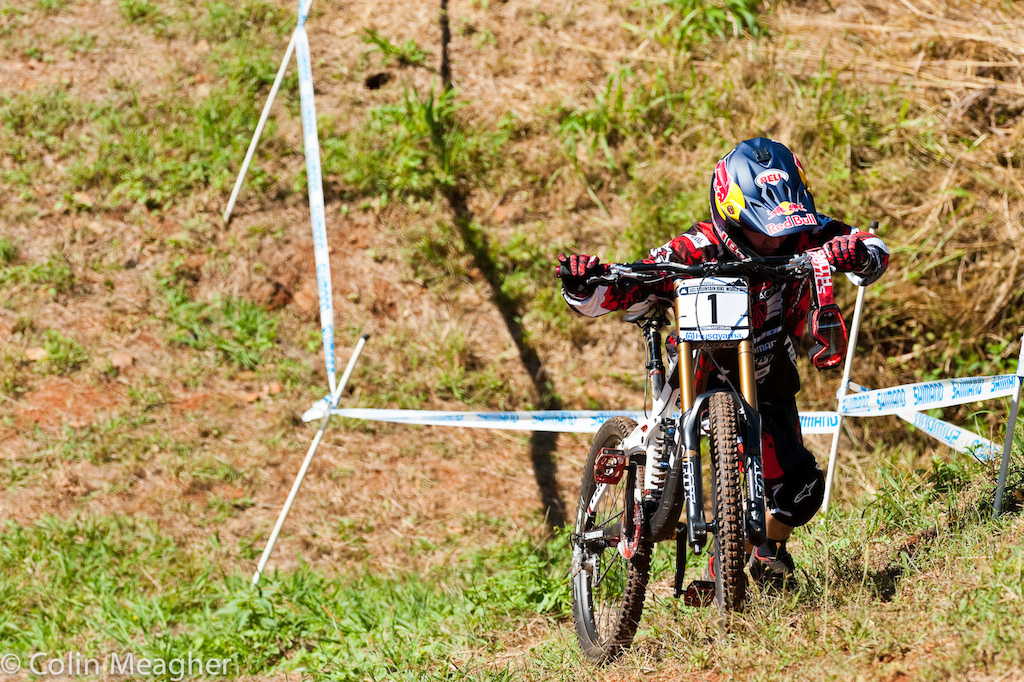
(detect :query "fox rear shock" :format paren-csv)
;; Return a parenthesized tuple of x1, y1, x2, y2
(642, 424, 675, 503)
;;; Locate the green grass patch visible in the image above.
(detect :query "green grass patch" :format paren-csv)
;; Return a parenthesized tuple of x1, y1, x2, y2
(0, 237, 17, 265)
(67, 81, 278, 209)
(0, 515, 570, 680)
(0, 0, 294, 209)
(0, 253, 75, 296)
(352, 322, 517, 410)
(37, 0, 70, 14)
(160, 284, 279, 370)
(322, 87, 511, 200)
(0, 86, 84, 162)
(361, 28, 428, 68)
(118, 0, 160, 24)
(625, 0, 764, 52)
(38, 329, 89, 375)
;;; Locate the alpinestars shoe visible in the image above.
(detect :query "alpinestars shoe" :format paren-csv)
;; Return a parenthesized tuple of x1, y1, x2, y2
(747, 541, 796, 588)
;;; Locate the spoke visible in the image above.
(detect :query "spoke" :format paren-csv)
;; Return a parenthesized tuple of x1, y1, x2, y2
(594, 549, 621, 590)
(593, 509, 623, 532)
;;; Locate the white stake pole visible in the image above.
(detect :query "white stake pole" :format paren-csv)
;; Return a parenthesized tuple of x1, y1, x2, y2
(223, 31, 298, 225)
(821, 223, 877, 515)
(252, 334, 369, 586)
(993, 332, 1024, 517)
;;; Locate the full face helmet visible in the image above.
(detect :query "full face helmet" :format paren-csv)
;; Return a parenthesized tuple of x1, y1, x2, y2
(709, 138, 817, 259)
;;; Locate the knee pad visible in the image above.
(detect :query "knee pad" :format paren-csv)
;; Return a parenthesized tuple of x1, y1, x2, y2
(765, 459, 825, 527)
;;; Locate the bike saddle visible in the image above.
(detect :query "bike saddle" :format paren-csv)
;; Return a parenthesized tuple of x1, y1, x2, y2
(623, 305, 669, 324)
(623, 309, 648, 323)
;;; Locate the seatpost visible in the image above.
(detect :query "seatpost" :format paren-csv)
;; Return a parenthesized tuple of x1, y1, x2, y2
(644, 318, 666, 396)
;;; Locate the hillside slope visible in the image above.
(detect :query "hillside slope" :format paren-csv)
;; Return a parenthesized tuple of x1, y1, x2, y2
(2, 0, 1024, 678)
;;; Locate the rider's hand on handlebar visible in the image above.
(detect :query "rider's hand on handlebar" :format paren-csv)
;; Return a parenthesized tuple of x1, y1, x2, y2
(557, 253, 603, 295)
(823, 235, 868, 273)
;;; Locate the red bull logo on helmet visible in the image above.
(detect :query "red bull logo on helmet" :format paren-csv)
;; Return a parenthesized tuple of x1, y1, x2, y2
(766, 212, 818, 234)
(766, 201, 806, 218)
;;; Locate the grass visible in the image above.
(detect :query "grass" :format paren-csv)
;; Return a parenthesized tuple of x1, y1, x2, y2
(322, 86, 511, 200)
(160, 283, 279, 370)
(0, 252, 75, 297)
(0, 514, 569, 680)
(361, 28, 428, 68)
(0, 237, 17, 264)
(350, 321, 521, 411)
(118, 0, 160, 25)
(38, 329, 89, 375)
(624, 0, 764, 52)
(3, 457, 1024, 679)
(0, 0, 293, 210)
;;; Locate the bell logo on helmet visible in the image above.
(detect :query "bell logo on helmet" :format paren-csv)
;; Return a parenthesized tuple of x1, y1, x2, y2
(755, 169, 790, 187)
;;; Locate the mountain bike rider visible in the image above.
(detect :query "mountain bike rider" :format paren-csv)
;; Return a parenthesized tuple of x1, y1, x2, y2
(556, 137, 889, 586)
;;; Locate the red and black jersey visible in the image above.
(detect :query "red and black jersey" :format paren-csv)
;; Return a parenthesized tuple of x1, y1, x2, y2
(562, 217, 889, 400)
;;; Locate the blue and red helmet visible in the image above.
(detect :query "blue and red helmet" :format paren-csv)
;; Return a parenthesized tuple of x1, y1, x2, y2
(709, 138, 817, 259)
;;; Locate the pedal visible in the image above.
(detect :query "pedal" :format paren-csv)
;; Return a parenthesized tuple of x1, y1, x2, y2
(682, 580, 716, 608)
(594, 448, 627, 484)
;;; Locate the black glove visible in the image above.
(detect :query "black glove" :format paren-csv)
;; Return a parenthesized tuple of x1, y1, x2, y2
(556, 253, 602, 295)
(823, 235, 869, 273)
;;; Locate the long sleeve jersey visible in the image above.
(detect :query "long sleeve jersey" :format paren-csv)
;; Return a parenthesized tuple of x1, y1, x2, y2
(562, 217, 889, 399)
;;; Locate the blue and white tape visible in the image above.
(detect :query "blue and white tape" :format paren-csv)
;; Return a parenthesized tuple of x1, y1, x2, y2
(304, 406, 842, 435)
(848, 383, 999, 458)
(325, 409, 641, 432)
(295, 23, 336, 394)
(905, 411, 999, 459)
(838, 374, 1019, 417)
(800, 411, 840, 434)
(297, 0, 312, 26)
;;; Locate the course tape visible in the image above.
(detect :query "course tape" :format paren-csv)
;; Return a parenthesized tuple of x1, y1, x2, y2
(295, 25, 336, 394)
(905, 411, 999, 459)
(848, 383, 999, 459)
(838, 374, 1019, 417)
(313, 407, 842, 435)
(298, 0, 312, 26)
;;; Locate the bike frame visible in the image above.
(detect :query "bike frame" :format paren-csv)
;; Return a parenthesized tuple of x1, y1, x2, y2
(613, 279, 771, 554)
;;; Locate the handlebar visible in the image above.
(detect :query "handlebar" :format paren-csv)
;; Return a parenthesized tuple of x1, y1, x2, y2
(573, 252, 816, 288)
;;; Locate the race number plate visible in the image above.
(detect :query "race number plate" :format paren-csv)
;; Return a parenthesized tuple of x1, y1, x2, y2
(674, 277, 749, 342)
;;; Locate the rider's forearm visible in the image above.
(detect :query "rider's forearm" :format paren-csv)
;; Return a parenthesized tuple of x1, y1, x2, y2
(561, 285, 616, 317)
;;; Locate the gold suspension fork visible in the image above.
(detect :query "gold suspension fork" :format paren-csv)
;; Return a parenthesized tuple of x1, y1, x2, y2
(737, 338, 758, 410)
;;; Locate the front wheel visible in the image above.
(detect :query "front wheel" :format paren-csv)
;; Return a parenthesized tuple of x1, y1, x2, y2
(571, 417, 651, 664)
(709, 392, 747, 614)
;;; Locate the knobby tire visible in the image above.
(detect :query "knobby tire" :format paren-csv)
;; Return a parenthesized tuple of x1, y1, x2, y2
(709, 392, 747, 615)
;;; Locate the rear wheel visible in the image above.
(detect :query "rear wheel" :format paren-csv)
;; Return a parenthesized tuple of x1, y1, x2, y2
(708, 392, 747, 614)
(571, 417, 651, 663)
